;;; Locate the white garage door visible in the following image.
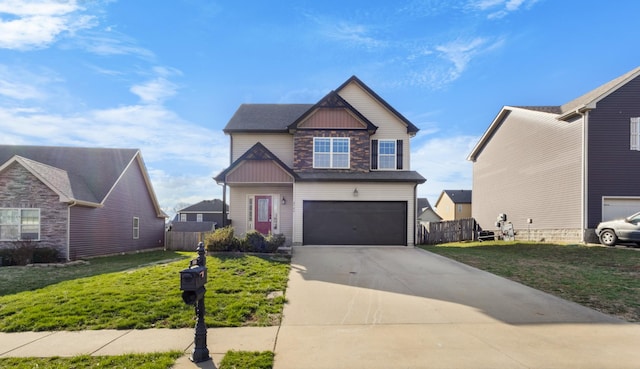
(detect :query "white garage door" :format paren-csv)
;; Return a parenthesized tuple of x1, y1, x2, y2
(602, 197, 640, 221)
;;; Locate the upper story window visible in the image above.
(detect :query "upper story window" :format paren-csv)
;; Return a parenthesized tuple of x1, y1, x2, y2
(0, 208, 40, 241)
(313, 137, 350, 168)
(180, 213, 187, 222)
(197, 214, 203, 222)
(631, 117, 640, 151)
(371, 139, 403, 170)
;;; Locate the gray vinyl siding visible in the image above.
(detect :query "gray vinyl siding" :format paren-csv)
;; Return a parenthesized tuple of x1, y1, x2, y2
(69, 160, 164, 259)
(586, 75, 640, 227)
(472, 108, 582, 234)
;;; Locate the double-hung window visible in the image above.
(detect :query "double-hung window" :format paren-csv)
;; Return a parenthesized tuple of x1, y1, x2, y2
(313, 137, 350, 168)
(371, 139, 403, 170)
(631, 117, 640, 151)
(378, 140, 397, 169)
(0, 208, 40, 241)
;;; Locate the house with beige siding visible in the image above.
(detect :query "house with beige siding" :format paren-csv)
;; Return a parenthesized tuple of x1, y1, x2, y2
(215, 76, 426, 246)
(434, 190, 472, 221)
(0, 145, 166, 261)
(468, 66, 640, 243)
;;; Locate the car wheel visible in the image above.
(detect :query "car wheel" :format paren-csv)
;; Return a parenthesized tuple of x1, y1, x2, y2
(599, 229, 617, 247)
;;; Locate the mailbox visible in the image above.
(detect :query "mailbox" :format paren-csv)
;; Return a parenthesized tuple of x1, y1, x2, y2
(182, 287, 206, 305)
(180, 266, 207, 291)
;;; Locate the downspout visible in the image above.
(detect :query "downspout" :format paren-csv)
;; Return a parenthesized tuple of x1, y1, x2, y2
(412, 183, 418, 247)
(221, 183, 227, 227)
(67, 201, 77, 261)
(580, 110, 589, 243)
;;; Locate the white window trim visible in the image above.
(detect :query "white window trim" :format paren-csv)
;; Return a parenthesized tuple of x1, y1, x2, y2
(196, 213, 203, 222)
(378, 139, 397, 170)
(631, 117, 640, 151)
(133, 217, 140, 239)
(313, 137, 350, 169)
(179, 213, 187, 221)
(0, 208, 41, 241)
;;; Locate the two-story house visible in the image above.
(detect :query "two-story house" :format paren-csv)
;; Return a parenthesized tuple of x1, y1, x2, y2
(214, 76, 426, 246)
(468, 66, 640, 243)
(434, 190, 472, 221)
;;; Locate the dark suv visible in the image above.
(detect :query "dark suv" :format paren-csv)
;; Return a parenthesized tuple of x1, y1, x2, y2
(595, 211, 640, 246)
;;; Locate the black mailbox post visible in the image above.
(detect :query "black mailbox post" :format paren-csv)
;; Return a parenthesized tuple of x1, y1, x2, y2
(179, 242, 210, 363)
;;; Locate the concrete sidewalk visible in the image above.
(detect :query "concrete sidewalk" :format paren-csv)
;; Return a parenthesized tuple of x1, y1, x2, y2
(0, 327, 278, 368)
(273, 246, 640, 369)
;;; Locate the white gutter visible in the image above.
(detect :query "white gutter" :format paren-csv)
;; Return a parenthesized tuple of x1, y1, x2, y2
(580, 110, 589, 243)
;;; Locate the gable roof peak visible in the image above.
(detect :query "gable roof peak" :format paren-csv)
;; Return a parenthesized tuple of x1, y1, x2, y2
(287, 90, 378, 133)
(559, 65, 640, 120)
(335, 75, 419, 134)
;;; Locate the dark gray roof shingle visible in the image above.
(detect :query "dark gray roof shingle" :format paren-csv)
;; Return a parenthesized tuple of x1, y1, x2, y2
(179, 199, 227, 212)
(0, 145, 139, 204)
(224, 104, 314, 132)
(443, 190, 472, 204)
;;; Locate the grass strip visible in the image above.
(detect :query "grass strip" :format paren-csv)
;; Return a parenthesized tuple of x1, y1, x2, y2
(421, 242, 640, 322)
(0, 351, 183, 369)
(219, 350, 274, 369)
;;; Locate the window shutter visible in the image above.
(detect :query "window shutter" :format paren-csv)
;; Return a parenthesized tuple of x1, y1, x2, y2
(371, 140, 378, 170)
(631, 118, 640, 151)
(396, 140, 403, 169)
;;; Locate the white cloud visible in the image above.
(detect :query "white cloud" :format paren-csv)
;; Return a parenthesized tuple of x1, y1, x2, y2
(468, 0, 538, 19)
(0, 101, 230, 212)
(0, 0, 95, 50)
(130, 78, 179, 105)
(408, 36, 506, 88)
(412, 135, 478, 202)
(0, 64, 58, 100)
(75, 30, 155, 59)
(306, 13, 387, 50)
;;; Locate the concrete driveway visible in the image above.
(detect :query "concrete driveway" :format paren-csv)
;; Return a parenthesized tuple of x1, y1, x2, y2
(273, 246, 640, 369)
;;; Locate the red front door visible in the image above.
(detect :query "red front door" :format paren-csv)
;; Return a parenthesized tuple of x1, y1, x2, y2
(255, 196, 272, 235)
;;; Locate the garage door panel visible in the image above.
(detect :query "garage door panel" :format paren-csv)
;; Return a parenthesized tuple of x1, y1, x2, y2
(303, 201, 407, 245)
(602, 197, 640, 221)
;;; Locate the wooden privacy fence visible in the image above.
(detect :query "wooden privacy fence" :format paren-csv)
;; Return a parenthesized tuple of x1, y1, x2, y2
(165, 231, 211, 251)
(418, 218, 477, 244)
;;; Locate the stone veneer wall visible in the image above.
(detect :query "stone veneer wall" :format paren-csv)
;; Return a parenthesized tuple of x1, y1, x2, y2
(0, 162, 68, 258)
(513, 228, 584, 244)
(293, 130, 370, 172)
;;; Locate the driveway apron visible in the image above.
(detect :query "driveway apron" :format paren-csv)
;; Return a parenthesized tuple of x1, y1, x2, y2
(273, 246, 640, 369)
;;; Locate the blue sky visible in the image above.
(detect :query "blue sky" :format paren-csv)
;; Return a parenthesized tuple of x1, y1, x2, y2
(1, 0, 640, 216)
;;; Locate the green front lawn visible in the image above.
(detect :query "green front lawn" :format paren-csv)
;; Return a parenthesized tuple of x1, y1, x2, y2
(422, 242, 640, 322)
(0, 251, 290, 332)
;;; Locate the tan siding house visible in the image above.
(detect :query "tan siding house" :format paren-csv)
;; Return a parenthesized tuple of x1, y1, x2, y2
(468, 66, 640, 243)
(434, 190, 472, 221)
(215, 76, 426, 246)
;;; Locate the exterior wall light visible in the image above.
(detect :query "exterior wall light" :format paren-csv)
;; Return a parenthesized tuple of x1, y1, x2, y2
(281, 197, 286, 205)
(353, 188, 358, 197)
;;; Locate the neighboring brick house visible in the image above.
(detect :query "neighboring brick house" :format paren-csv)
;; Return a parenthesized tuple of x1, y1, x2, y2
(468, 66, 640, 243)
(0, 145, 166, 260)
(434, 190, 472, 221)
(215, 76, 426, 246)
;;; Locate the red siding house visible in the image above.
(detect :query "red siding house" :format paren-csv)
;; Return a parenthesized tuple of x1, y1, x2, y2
(0, 145, 166, 260)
